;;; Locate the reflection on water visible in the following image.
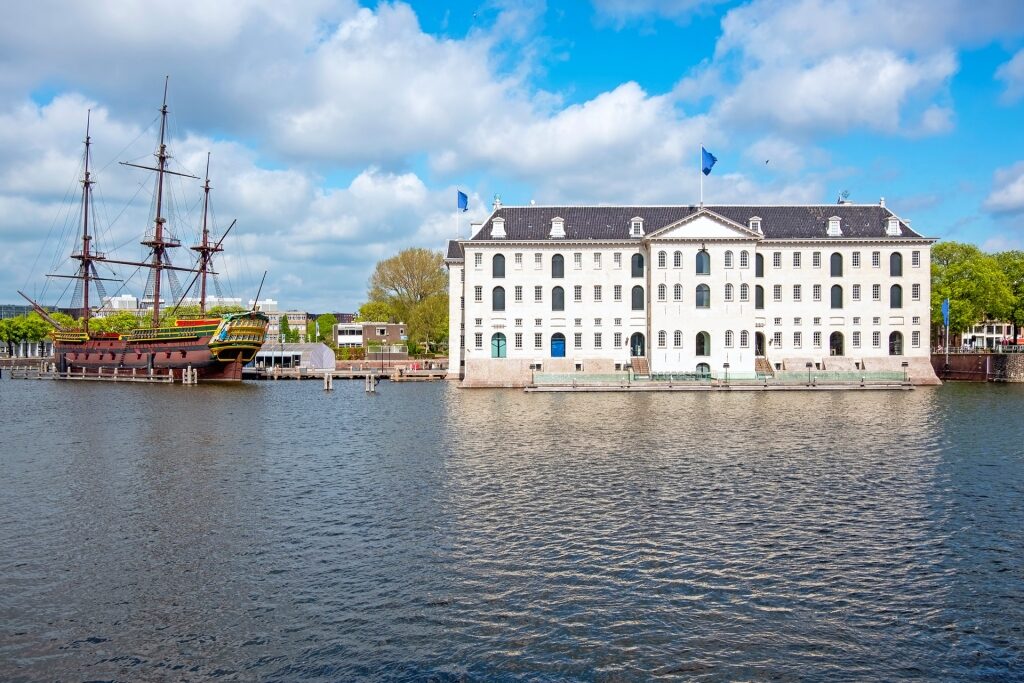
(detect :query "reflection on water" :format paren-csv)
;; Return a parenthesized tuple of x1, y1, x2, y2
(1, 380, 1022, 680)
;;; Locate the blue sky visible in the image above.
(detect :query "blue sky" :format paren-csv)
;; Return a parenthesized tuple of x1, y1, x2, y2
(2, 0, 1023, 312)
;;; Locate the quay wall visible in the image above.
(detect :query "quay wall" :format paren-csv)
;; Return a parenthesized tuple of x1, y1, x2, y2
(931, 352, 1024, 382)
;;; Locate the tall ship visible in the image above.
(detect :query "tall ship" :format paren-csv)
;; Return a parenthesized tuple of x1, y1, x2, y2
(21, 80, 268, 382)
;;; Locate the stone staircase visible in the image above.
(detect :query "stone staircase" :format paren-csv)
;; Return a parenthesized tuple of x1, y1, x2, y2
(630, 356, 651, 378)
(755, 356, 774, 377)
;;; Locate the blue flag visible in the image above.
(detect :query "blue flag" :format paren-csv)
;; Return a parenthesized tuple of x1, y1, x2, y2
(701, 146, 717, 176)
(942, 298, 950, 326)
(457, 190, 468, 212)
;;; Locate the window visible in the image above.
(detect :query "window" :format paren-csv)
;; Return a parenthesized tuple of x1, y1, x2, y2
(614, 332, 622, 347)
(755, 253, 764, 277)
(794, 317, 802, 326)
(724, 250, 734, 268)
(890, 252, 903, 276)
(535, 286, 542, 303)
(830, 252, 843, 277)
(474, 319, 482, 327)
(740, 330, 749, 347)
(594, 253, 602, 268)
(631, 253, 645, 277)
(631, 219, 643, 236)
(774, 317, 782, 326)
(813, 252, 821, 268)
(460, 296, 464, 310)
(574, 285, 582, 302)
(773, 331, 782, 347)
(673, 330, 682, 347)
(515, 318, 522, 327)
(574, 252, 582, 269)
(492, 286, 505, 311)
(696, 284, 710, 308)
(515, 332, 523, 349)
(740, 284, 749, 302)
(912, 250, 921, 268)
(853, 317, 860, 325)
(889, 331, 903, 356)
(912, 284, 920, 301)
(813, 331, 822, 348)
(814, 317, 821, 325)
(793, 252, 801, 268)
(872, 284, 881, 301)
(535, 253, 542, 269)
(890, 284, 903, 309)
(872, 251, 880, 268)
(594, 318, 602, 327)
(912, 331, 920, 347)
(474, 332, 483, 349)
(658, 251, 667, 268)
(474, 253, 482, 268)
(696, 250, 710, 275)
(696, 331, 710, 356)
(873, 317, 881, 325)
(773, 252, 781, 268)
(613, 252, 622, 268)
(632, 285, 645, 310)
(535, 333, 543, 349)
(658, 330, 667, 348)
(740, 250, 749, 268)
(552, 286, 564, 311)
(773, 284, 782, 302)
(514, 286, 523, 302)
(793, 284, 802, 302)
(552, 254, 564, 278)
(673, 250, 682, 268)
(813, 284, 822, 302)
(474, 286, 482, 303)
(913, 316, 921, 325)
(594, 285, 603, 302)
(793, 331, 802, 348)
(852, 331, 861, 348)
(725, 283, 734, 302)
(514, 253, 522, 266)
(852, 251, 861, 268)
(574, 333, 582, 349)
(674, 284, 682, 301)
(594, 333, 602, 349)
(614, 285, 622, 302)
(725, 330, 734, 347)
(755, 285, 764, 309)
(873, 331, 881, 348)
(491, 333, 507, 358)
(831, 285, 843, 309)
(657, 284, 667, 301)
(493, 254, 505, 278)
(852, 284, 861, 301)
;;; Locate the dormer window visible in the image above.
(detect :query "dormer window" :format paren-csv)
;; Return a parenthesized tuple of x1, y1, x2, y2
(827, 216, 842, 237)
(886, 217, 901, 236)
(749, 216, 762, 234)
(550, 217, 565, 239)
(630, 217, 644, 237)
(491, 217, 506, 239)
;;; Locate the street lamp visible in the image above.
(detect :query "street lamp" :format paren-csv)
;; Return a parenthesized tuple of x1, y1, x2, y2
(806, 361, 813, 386)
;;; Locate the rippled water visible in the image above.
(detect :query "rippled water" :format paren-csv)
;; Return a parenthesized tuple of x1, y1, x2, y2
(1, 378, 1022, 681)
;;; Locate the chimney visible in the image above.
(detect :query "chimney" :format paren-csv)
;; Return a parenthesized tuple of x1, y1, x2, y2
(879, 196, 886, 207)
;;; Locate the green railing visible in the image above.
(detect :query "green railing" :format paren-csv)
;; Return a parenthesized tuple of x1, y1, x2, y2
(532, 370, 906, 386)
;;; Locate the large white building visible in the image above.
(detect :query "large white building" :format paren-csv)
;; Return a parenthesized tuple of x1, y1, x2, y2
(446, 201, 938, 386)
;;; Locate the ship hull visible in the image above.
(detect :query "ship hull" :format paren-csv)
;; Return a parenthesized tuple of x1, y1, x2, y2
(54, 336, 248, 382)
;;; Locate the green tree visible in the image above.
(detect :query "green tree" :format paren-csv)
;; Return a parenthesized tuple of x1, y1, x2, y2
(0, 316, 28, 356)
(312, 313, 338, 345)
(278, 314, 292, 343)
(995, 250, 1024, 340)
(406, 293, 449, 352)
(931, 241, 1015, 334)
(367, 247, 447, 323)
(355, 300, 398, 323)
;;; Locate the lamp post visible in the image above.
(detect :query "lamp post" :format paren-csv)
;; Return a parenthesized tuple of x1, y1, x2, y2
(806, 361, 813, 386)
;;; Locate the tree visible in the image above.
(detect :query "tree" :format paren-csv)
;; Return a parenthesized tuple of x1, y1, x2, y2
(0, 316, 28, 356)
(995, 250, 1024, 341)
(406, 293, 448, 352)
(367, 247, 447, 323)
(355, 300, 398, 323)
(931, 241, 1015, 335)
(313, 313, 338, 345)
(279, 314, 292, 342)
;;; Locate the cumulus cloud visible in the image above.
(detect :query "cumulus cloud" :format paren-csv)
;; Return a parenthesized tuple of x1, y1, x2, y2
(984, 162, 1024, 215)
(996, 49, 1024, 104)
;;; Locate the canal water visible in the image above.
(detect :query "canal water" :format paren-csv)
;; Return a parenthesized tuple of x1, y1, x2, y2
(1, 379, 1021, 681)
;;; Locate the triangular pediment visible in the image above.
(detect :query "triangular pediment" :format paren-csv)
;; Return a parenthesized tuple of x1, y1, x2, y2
(647, 209, 761, 241)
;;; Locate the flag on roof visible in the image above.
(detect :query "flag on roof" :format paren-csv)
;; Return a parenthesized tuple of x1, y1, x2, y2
(457, 190, 468, 212)
(701, 147, 717, 176)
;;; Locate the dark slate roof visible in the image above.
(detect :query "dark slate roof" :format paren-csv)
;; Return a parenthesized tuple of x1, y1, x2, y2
(445, 239, 464, 260)
(469, 205, 926, 241)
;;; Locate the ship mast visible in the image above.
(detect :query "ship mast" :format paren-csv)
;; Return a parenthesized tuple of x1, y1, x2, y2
(191, 153, 222, 315)
(70, 111, 96, 325)
(142, 77, 178, 327)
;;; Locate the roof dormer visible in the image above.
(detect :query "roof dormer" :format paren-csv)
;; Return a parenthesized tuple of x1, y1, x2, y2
(827, 215, 842, 237)
(749, 216, 762, 234)
(630, 216, 644, 237)
(886, 216, 901, 236)
(550, 216, 565, 239)
(490, 216, 506, 238)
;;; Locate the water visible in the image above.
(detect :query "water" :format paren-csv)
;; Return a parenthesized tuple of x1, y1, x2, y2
(1, 379, 1022, 681)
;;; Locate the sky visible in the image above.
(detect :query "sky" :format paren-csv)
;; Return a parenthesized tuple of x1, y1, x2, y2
(2, 0, 1024, 313)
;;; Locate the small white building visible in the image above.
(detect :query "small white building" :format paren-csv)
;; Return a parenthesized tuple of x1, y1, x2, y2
(253, 343, 335, 370)
(334, 322, 364, 348)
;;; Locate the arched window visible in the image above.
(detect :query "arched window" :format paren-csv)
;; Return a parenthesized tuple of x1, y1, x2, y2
(657, 283, 667, 301)
(491, 333, 507, 358)
(673, 283, 682, 301)
(696, 362, 710, 376)
(740, 283, 749, 301)
(695, 331, 710, 356)
(492, 254, 505, 278)
(551, 332, 566, 358)
(890, 252, 903, 276)
(696, 250, 710, 275)
(696, 284, 710, 308)
(889, 331, 904, 356)
(631, 253, 644, 278)
(740, 330, 749, 347)
(552, 286, 564, 311)
(725, 330, 734, 347)
(830, 332, 844, 356)
(725, 283, 734, 302)
(831, 284, 843, 309)
(755, 253, 764, 277)
(755, 285, 764, 309)
(890, 284, 903, 309)
(673, 251, 682, 268)
(673, 330, 682, 347)
(658, 330, 667, 348)
(492, 286, 505, 311)
(658, 251, 667, 268)
(552, 254, 564, 278)
(724, 250, 734, 268)
(740, 250, 749, 268)
(830, 252, 843, 277)
(631, 285, 645, 311)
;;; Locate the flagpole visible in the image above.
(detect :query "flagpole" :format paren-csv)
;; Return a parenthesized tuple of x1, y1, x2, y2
(699, 143, 703, 207)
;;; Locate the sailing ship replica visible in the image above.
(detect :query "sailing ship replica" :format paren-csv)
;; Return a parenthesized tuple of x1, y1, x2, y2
(20, 80, 269, 382)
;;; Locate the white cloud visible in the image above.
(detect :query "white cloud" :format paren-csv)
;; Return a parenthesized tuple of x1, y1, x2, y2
(996, 49, 1024, 104)
(592, 0, 728, 26)
(984, 162, 1024, 215)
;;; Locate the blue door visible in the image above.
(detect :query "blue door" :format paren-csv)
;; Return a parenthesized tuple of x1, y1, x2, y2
(551, 333, 566, 358)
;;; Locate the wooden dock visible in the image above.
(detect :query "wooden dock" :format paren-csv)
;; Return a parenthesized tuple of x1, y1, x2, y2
(242, 367, 448, 381)
(7, 365, 175, 383)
